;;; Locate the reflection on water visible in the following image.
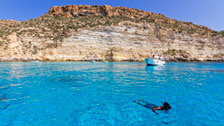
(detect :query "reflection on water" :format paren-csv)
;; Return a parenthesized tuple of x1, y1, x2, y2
(145, 65, 166, 71)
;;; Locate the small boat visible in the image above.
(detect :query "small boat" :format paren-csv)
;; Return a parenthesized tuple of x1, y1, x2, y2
(31, 61, 39, 63)
(145, 56, 166, 66)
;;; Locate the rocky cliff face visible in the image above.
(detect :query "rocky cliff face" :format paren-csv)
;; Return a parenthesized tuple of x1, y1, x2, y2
(48, 5, 216, 35)
(0, 5, 224, 62)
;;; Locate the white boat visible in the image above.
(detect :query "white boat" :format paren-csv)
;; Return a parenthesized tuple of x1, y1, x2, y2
(145, 56, 166, 66)
(31, 61, 39, 63)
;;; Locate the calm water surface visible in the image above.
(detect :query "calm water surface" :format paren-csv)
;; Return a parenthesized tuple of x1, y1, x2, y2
(0, 62, 224, 126)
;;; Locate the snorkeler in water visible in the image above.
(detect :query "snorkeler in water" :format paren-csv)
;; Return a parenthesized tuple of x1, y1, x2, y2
(133, 99, 171, 115)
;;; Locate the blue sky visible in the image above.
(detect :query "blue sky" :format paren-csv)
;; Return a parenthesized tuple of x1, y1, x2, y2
(0, 0, 223, 31)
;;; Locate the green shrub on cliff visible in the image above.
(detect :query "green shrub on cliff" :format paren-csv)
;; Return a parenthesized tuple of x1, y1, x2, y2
(219, 30, 224, 34)
(0, 30, 4, 37)
(0, 41, 3, 46)
(165, 49, 177, 56)
(0, 28, 13, 38)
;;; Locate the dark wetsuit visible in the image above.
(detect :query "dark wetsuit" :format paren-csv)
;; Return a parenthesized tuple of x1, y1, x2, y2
(143, 102, 158, 109)
(135, 100, 158, 109)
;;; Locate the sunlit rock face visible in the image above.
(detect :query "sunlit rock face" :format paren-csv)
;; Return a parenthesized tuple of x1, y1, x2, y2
(0, 5, 223, 61)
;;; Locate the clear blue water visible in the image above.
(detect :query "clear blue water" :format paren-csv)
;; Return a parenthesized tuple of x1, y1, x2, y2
(0, 62, 224, 126)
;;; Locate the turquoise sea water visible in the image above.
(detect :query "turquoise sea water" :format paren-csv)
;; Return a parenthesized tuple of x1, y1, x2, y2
(0, 62, 224, 126)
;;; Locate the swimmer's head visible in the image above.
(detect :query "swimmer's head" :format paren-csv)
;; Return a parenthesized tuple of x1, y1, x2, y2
(163, 102, 171, 110)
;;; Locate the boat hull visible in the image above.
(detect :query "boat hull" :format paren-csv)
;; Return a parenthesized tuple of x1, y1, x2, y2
(145, 58, 166, 66)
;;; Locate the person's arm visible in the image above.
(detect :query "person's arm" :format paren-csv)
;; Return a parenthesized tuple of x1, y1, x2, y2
(152, 108, 159, 115)
(152, 109, 159, 115)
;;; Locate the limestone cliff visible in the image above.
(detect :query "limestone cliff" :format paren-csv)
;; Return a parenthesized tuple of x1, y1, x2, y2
(0, 5, 224, 62)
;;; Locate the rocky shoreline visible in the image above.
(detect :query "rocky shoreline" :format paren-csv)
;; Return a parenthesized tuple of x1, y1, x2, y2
(0, 58, 223, 62)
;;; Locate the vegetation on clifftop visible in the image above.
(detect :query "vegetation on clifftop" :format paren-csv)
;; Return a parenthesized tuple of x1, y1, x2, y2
(0, 5, 220, 42)
(219, 30, 224, 34)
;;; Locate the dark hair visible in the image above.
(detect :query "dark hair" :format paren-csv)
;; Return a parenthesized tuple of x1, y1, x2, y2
(163, 102, 171, 110)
